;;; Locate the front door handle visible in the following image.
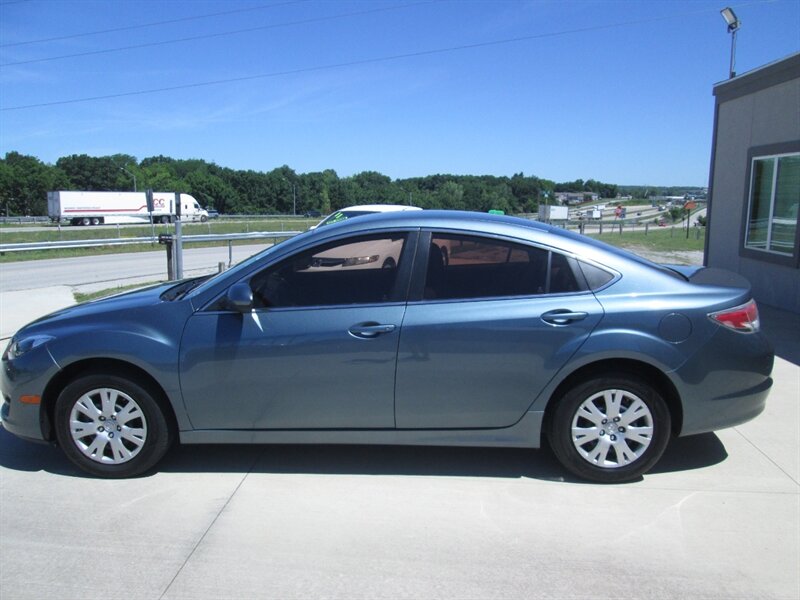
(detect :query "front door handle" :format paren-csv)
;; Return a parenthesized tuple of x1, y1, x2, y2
(541, 310, 589, 325)
(348, 323, 397, 338)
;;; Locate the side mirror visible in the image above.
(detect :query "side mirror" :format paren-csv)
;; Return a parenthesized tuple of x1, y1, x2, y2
(226, 282, 254, 313)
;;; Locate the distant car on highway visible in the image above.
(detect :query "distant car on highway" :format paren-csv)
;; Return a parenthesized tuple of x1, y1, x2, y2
(311, 204, 422, 229)
(1, 211, 773, 482)
(206, 209, 220, 219)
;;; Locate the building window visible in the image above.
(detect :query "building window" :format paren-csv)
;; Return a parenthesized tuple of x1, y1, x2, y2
(744, 152, 800, 256)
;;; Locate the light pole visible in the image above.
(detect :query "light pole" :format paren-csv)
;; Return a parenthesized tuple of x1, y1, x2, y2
(720, 7, 741, 79)
(119, 165, 137, 192)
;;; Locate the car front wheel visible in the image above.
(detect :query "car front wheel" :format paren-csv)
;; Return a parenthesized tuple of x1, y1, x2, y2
(54, 374, 172, 478)
(549, 374, 671, 483)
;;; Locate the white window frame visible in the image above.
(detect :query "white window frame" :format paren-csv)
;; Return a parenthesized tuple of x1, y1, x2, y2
(744, 151, 799, 257)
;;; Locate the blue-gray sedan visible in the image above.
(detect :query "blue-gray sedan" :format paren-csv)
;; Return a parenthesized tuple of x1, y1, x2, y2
(1, 211, 773, 482)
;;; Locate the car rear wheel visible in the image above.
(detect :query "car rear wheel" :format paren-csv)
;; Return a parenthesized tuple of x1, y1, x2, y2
(54, 374, 172, 478)
(549, 374, 671, 483)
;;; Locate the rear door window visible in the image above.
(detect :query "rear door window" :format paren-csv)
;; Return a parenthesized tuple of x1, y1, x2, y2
(423, 233, 583, 300)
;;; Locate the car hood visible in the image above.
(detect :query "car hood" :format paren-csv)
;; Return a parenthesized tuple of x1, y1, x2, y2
(18, 281, 180, 335)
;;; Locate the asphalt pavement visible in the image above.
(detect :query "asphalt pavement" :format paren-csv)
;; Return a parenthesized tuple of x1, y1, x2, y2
(0, 257, 798, 599)
(0, 243, 270, 294)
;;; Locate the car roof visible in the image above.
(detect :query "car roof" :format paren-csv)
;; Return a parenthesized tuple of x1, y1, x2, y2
(312, 209, 674, 272)
(337, 204, 423, 213)
(318, 209, 556, 236)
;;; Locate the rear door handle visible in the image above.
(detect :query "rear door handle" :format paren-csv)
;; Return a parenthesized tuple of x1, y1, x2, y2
(541, 310, 589, 325)
(348, 323, 397, 338)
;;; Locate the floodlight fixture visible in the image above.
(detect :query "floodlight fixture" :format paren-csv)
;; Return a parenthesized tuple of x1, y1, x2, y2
(720, 7, 740, 31)
(720, 7, 741, 79)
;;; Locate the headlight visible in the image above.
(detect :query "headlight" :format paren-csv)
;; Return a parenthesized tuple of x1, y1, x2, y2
(3, 335, 55, 360)
(343, 255, 379, 267)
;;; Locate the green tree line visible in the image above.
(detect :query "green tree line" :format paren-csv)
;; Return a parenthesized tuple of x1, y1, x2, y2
(0, 151, 624, 217)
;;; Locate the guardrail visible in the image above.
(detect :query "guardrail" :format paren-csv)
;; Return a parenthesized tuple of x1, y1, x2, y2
(0, 230, 302, 253)
(0, 216, 51, 224)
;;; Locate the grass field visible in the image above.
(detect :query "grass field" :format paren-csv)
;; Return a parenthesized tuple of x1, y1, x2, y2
(73, 281, 165, 303)
(588, 226, 705, 252)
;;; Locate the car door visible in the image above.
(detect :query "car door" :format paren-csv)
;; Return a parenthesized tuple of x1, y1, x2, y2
(180, 231, 415, 430)
(395, 232, 604, 429)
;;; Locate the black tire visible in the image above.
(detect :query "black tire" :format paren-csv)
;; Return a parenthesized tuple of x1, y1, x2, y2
(548, 374, 671, 483)
(200, 215, 208, 223)
(54, 374, 173, 478)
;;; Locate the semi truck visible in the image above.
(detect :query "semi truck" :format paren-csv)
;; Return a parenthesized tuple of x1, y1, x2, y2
(48, 191, 209, 226)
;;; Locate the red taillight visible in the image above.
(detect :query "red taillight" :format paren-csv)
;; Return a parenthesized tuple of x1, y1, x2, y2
(709, 299, 760, 333)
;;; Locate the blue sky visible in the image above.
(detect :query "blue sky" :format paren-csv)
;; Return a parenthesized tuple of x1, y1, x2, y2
(1, 0, 798, 185)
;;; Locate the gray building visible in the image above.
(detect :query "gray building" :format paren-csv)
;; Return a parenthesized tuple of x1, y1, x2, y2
(555, 192, 599, 205)
(706, 52, 800, 313)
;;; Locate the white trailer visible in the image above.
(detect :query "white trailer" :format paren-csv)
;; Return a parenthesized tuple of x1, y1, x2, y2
(48, 191, 208, 226)
(539, 205, 569, 221)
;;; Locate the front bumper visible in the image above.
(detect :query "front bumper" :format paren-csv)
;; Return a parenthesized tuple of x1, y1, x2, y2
(1, 343, 61, 442)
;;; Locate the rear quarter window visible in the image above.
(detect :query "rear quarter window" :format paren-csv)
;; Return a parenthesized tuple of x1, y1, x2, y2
(578, 261, 615, 290)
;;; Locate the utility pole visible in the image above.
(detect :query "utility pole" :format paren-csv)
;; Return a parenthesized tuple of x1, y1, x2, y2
(120, 166, 137, 191)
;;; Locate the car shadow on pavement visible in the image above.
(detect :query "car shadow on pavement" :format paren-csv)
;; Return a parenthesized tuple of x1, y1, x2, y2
(0, 427, 727, 482)
(650, 432, 728, 474)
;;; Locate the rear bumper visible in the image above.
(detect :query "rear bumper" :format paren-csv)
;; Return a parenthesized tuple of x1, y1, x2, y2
(673, 328, 774, 436)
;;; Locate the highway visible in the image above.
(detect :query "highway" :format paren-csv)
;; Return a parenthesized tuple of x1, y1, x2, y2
(0, 243, 269, 293)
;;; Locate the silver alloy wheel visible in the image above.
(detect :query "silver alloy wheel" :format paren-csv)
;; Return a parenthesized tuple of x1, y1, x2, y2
(571, 388, 654, 469)
(69, 387, 148, 464)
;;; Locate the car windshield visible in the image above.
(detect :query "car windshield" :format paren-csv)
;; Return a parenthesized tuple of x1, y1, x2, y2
(316, 210, 374, 228)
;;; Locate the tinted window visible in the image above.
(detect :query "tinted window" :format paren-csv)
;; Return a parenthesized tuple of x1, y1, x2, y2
(425, 234, 580, 300)
(250, 234, 407, 307)
(549, 252, 581, 294)
(579, 261, 615, 290)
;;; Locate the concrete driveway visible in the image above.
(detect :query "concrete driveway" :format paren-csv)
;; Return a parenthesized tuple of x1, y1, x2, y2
(0, 294, 797, 599)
